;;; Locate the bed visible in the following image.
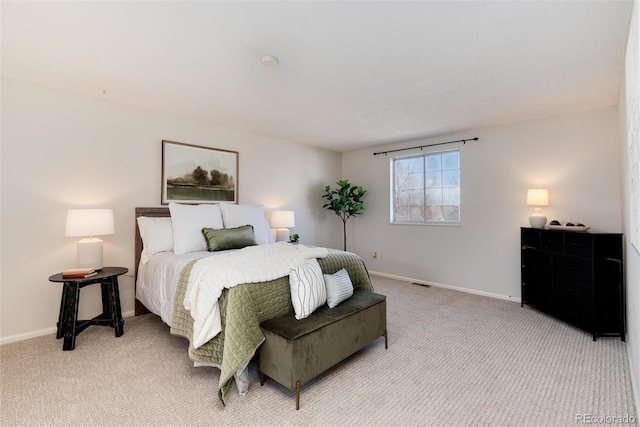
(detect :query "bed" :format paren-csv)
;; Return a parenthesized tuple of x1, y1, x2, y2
(134, 205, 375, 405)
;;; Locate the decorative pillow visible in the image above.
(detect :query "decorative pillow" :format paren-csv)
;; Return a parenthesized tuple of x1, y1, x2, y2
(201, 225, 257, 251)
(169, 203, 224, 254)
(136, 216, 174, 263)
(324, 268, 354, 308)
(289, 259, 327, 320)
(220, 204, 272, 245)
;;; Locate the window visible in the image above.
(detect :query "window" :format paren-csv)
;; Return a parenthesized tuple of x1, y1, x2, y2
(391, 149, 460, 224)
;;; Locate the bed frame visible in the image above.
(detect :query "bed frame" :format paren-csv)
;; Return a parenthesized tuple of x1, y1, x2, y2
(134, 207, 171, 316)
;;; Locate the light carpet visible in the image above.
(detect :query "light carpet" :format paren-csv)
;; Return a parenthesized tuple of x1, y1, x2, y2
(1, 276, 636, 426)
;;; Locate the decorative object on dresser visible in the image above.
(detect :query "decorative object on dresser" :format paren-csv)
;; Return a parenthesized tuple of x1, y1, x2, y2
(547, 220, 590, 232)
(161, 140, 238, 204)
(270, 210, 296, 242)
(65, 209, 115, 270)
(520, 227, 624, 341)
(526, 188, 549, 229)
(49, 267, 127, 350)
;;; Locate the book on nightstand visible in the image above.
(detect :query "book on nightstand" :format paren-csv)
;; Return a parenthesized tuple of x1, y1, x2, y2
(62, 268, 97, 279)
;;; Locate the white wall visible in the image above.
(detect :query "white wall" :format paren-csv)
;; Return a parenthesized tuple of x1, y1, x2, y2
(619, 0, 640, 412)
(0, 79, 343, 342)
(342, 107, 622, 300)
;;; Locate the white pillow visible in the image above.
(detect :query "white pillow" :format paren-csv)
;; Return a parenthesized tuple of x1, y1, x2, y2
(324, 268, 354, 308)
(169, 203, 224, 254)
(289, 259, 327, 320)
(136, 216, 174, 263)
(220, 204, 272, 245)
(263, 217, 275, 244)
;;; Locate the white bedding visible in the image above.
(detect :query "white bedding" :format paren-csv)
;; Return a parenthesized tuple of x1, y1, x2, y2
(136, 248, 253, 395)
(136, 250, 232, 325)
(185, 242, 329, 348)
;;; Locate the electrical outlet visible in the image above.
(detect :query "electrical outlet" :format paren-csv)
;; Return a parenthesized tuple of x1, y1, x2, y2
(372, 252, 377, 258)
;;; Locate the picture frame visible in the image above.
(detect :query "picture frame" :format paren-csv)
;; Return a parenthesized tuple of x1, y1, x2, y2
(161, 140, 238, 205)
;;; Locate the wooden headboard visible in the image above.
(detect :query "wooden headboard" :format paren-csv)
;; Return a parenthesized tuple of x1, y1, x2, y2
(134, 207, 171, 315)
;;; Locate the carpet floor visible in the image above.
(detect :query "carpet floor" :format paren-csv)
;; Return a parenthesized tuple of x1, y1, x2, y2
(1, 275, 636, 426)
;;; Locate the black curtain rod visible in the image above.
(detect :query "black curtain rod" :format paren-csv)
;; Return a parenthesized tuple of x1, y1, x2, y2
(372, 137, 479, 156)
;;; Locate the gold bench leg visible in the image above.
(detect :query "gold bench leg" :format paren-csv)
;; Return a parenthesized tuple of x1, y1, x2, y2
(296, 380, 300, 410)
(384, 330, 388, 349)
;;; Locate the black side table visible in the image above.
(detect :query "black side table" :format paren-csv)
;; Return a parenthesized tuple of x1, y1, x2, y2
(49, 266, 127, 351)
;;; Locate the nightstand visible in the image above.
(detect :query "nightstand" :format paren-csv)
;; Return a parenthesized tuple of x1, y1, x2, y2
(49, 266, 127, 350)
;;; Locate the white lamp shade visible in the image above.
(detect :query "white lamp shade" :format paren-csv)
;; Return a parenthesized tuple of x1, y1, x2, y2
(65, 209, 115, 237)
(526, 189, 549, 206)
(270, 210, 296, 229)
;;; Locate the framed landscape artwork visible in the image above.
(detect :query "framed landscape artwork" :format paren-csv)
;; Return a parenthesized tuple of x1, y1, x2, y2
(161, 140, 238, 204)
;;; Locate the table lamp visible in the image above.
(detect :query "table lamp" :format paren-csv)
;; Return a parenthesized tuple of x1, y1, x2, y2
(526, 189, 549, 229)
(65, 209, 115, 269)
(270, 210, 295, 242)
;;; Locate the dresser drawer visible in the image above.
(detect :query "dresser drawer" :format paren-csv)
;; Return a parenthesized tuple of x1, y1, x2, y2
(541, 230, 563, 253)
(565, 232, 592, 258)
(555, 256, 592, 286)
(521, 228, 540, 249)
(554, 284, 594, 330)
(522, 249, 552, 279)
(522, 276, 552, 312)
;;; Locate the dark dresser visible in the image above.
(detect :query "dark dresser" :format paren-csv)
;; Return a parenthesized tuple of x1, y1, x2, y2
(520, 227, 624, 341)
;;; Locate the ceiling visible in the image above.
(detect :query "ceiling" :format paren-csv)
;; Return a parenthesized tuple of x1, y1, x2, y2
(1, 1, 634, 152)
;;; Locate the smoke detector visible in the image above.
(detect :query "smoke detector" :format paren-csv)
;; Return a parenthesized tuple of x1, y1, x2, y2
(261, 55, 279, 68)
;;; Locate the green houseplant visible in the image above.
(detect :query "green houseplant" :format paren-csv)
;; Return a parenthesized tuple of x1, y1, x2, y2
(322, 180, 366, 251)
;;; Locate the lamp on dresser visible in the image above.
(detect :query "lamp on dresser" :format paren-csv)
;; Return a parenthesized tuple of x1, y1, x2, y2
(526, 189, 549, 229)
(270, 210, 295, 242)
(65, 209, 115, 270)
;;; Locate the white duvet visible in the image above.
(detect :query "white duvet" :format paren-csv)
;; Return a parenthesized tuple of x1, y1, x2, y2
(184, 242, 329, 348)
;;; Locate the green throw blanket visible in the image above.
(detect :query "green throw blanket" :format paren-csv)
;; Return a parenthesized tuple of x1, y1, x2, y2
(169, 248, 374, 405)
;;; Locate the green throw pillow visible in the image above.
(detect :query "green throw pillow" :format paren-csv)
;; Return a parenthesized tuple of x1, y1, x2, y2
(201, 225, 257, 251)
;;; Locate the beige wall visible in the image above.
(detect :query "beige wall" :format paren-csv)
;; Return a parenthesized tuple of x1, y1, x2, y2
(0, 79, 342, 342)
(342, 106, 622, 300)
(619, 0, 640, 412)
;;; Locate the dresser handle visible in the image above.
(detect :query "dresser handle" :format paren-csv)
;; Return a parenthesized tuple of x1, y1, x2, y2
(567, 288, 579, 294)
(566, 266, 579, 271)
(570, 243, 585, 247)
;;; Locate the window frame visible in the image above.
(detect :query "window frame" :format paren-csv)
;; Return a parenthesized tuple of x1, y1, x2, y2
(389, 148, 461, 226)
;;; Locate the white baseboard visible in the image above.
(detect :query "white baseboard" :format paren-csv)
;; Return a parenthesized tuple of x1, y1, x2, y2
(0, 326, 58, 345)
(0, 310, 136, 346)
(368, 270, 522, 303)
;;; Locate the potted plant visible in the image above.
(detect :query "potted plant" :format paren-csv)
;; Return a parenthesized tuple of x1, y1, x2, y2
(322, 180, 366, 251)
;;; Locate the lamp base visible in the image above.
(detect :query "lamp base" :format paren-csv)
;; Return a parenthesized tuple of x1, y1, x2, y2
(276, 228, 290, 242)
(77, 238, 104, 270)
(529, 213, 547, 229)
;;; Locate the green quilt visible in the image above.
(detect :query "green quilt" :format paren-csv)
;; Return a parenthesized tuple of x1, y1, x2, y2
(169, 248, 374, 405)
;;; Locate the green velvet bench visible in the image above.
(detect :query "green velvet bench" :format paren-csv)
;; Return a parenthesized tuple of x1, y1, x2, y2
(259, 290, 388, 409)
